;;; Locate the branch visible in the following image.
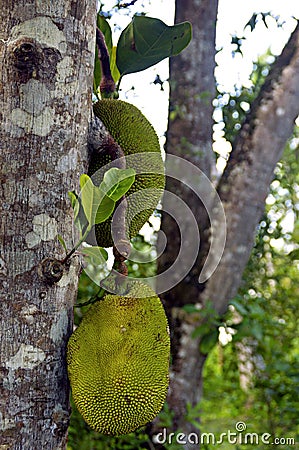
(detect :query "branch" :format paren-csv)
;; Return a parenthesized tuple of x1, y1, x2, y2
(88, 116, 131, 271)
(202, 22, 299, 315)
(96, 27, 115, 97)
(118, 0, 139, 7)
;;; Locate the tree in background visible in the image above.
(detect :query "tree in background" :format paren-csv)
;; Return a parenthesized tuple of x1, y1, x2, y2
(199, 52, 299, 447)
(2, 0, 299, 448)
(202, 132, 299, 447)
(158, 0, 299, 443)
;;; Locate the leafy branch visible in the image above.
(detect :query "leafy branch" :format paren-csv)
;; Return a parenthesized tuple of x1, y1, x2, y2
(94, 13, 192, 95)
(59, 167, 135, 265)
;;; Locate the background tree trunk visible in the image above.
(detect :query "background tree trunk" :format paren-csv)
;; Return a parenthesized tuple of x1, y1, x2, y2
(157, 0, 218, 437)
(158, 0, 299, 446)
(202, 22, 299, 314)
(0, 1, 96, 448)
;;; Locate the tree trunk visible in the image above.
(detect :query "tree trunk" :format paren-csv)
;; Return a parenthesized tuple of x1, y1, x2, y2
(0, 1, 96, 448)
(157, 0, 218, 440)
(202, 22, 299, 314)
(157, 2, 299, 447)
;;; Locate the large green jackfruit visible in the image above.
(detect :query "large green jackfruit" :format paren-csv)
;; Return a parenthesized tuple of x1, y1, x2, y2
(89, 99, 164, 248)
(67, 283, 170, 435)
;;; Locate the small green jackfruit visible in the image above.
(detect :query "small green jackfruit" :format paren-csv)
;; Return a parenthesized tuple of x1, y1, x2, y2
(67, 283, 170, 435)
(89, 99, 164, 247)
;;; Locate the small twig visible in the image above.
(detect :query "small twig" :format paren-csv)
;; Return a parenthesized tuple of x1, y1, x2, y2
(118, 0, 139, 8)
(75, 288, 106, 308)
(102, 137, 131, 263)
(112, 245, 129, 293)
(60, 244, 81, 265)
(60, 223, 89, 265)
(113, 245, 128, 277)
(96, 27, 115, 97)
(112, 195, 131, 260)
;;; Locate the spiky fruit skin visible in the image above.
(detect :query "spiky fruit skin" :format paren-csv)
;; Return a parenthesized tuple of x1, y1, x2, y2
(67, 283, 170, 435)
(89, 99, 164, 248)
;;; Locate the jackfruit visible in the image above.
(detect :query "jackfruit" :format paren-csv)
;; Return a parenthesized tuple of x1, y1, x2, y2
(89, 99, 164, 248)
(67, 282, 170, 435)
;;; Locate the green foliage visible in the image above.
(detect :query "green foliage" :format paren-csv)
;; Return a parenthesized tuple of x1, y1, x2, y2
(215, 51, 272, 146)
(200, 118, 299, 450)
(79, 169, 135, 227)
(94, 12, 192, 93)
(101, 167, 136, 201)
(66, 168, 135, 259)
(183, 301, 222, 354)
(127, 234, 158, 278)
(244, 11, 285, 32)
(116, 16, 192, 77)
(81, 246, 108, 270)
(79, 173, 114, 226)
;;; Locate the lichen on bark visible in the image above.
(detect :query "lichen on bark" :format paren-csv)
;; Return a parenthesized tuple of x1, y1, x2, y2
(0, 1, 96, 448)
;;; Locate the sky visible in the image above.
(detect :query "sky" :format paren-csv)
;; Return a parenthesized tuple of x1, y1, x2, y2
(99, 0, 299, 147)
(98, 0, 299, 241)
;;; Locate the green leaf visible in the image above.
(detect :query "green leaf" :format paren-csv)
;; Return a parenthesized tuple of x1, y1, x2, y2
(289, 248, 299, 260)
(68, 191, 80, 221)
(100, 167, 135, 201)
(94, 195, 115, 224)
(199, 329, 219, 354)
(245, 13, 258, 32)
(68, 190, 89, 235)
(80, 174, 115, 227)
(232, 319, 252, 341)
(97, 14, 112, 55)
(80, 174, 96, 226)
(57, 234, 67, 252)
(229, 299, 248, 316)
(191, 322, 211, 339)
(250, 323, 264, 342)
(110, 46, 121, 84)
(82, 246, 108, 263)
(116, 15, 192, 76)
(182, 304, 200, 314)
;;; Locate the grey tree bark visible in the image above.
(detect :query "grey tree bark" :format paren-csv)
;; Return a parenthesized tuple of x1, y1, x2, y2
(0, 1, 96, 448)
(202, 22, 299, 314)
(158, 0, 299, 447)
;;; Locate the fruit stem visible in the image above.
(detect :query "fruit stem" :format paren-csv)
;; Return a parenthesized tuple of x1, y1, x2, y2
(96, 27, 116, 98)
(94, 135, 131, 270)
(113, 245, 128, 277)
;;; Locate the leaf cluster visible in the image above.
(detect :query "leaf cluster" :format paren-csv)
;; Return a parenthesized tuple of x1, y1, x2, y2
(62, 168, 135, 270)
(200, 131, 299, 445)
(94, 13, 192, 94)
